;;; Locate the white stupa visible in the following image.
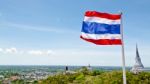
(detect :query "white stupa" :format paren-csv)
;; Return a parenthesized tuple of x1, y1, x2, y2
(131, 44, 144, 74)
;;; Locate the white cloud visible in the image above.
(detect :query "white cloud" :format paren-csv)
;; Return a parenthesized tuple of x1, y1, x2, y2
(47, 50, 53, 55)
(0, 48, 3, 52)
(28, 50, 53, 55)
(0, 47, 53, 56)
(5, 47, 18, 54)
(28, 50, 43, 55)
(1, 22, 77, 34)
(3, 22, 65, 33)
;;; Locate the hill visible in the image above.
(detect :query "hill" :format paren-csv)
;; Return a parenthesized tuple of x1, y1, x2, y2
(39, 67, 150, 84)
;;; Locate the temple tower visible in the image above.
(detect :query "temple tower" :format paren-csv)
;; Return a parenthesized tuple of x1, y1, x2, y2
(131, 44, 144, 74)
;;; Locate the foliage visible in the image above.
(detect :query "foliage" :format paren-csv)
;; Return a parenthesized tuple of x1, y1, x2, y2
(40, 68, 150, 84)
(11, 79, 24, 84)
(0, 72, 19, 78)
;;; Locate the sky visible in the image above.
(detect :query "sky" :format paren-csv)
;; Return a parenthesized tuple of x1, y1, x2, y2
(0, 0, 149, 66)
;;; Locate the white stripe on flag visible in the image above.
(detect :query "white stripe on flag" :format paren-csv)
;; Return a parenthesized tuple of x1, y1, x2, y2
(84, 16, 120, 24)
(81, 32, 121, 40)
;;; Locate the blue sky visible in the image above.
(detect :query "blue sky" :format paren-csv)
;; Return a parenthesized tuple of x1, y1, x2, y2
(0, 0, 149, 66)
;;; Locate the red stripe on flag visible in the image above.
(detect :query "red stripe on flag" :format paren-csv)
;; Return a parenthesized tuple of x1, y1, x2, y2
(80, 36, 122, 45)
(85, 11, 121, 20)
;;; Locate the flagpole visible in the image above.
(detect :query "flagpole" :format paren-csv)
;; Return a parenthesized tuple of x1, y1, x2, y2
(120, 12, 127, 84)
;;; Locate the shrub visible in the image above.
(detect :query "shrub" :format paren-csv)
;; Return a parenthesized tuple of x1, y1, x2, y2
(41, 70, 150, 84)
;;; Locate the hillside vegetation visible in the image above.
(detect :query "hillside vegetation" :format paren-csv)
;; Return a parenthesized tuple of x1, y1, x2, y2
(40, 67, 150, 84)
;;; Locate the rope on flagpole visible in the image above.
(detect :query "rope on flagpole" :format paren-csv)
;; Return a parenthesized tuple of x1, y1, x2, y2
(120, 12, 127, 84)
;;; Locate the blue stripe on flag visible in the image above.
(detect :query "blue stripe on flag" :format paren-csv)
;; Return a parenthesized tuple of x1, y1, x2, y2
(82, 21, 120, 34)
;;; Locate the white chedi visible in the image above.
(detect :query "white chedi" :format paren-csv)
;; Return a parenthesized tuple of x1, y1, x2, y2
(131, 45, 144, 74)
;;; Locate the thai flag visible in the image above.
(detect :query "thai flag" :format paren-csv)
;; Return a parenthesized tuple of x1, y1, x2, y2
(80, 11, 122, 45)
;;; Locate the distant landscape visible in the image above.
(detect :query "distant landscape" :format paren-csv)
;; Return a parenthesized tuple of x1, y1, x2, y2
(0, 65, 150, 84)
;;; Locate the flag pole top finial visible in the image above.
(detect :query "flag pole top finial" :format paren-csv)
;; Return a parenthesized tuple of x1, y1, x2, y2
(118, 11, 122, 15)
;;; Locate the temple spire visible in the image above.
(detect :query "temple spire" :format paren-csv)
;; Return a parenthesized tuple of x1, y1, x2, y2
(131, 44, 144, 74)
(136, 44, 139, 57)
